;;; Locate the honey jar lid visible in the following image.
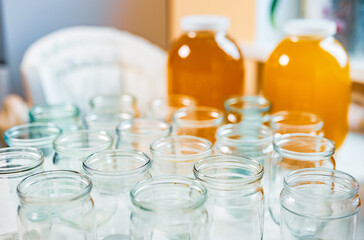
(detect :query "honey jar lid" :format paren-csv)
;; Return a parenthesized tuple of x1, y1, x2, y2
(284, 18, 336, 37)
(181, 15, 230, 32)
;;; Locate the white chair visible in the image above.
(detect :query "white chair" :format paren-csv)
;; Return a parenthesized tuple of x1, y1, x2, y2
(21, 26, 167, 114)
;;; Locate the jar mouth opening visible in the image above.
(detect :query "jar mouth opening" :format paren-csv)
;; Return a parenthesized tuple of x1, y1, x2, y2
(29, 103, 79, 121)
(172, 106, 223, 127)
(150, 135, 212, 161)
(53, 130, 113, 156)
(194, 156, 264, 190)
(131, 176, 207, 211)
(4, 123, 62, 147)
(224, 96, 271, 114)
(270, 111, 323, 132)
(116, 119, 172, 137)
(83, 150, 151, 177)
(149, 94, 197, 111)
(17, 170, 92, 204)
(84, 111, 133, 124)
(216, 124, 273, 146)
(0, 147, 44, 175)
(90, 94, 136, 108)
(273, 133, 335, 159)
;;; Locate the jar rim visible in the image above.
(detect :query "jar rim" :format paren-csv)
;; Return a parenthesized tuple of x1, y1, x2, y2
(53, 130, 113, 155)
(172, 106, 223, 127)
(150, 135, 212, 161)
(130, 175, 207, 211)
(116, 118, 172, 137)
(29, 103, 80, 121)
(0, 147, 44, 175)
(224, 96, 271, 114)
(84, 111, 134, 124)
(83, 149, 151, 177)
(149, 94, 197, 110)
(273, 133, 335, 159)
(17, 170, 92, 204)
(89, 94, 136, 108)
(194, 155, 264, 190)
(216, 124, 273, 146)
(270, 110, 323, 132)
(4, 122, 62, 147)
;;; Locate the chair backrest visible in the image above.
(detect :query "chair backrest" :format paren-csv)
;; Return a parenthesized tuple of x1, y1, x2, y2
(21, 26, 167, 114)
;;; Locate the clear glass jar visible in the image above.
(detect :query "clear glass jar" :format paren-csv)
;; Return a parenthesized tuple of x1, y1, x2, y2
(150, 135, 212, 177)
(53, 130, 113, 171)
(89, 94, 139, 117)
(168, 15, 245, 110)
(172, 106, 223, 143)
(269, 133, 336, 225)
(130, 176, 209, 240)
(270, 110, 324, 137)
(84, 110, 133, 137)
(147, 94, 197, 122)
(29, 103, 81, 132)
(194, 155, 264, 240)
(4, 123, 62, 170)
(280, 168, 360, 240)
(116, 118, 172, 154)
(83, 150, 151, 239)
(0, 147, 44, 239)
(17, 170, 96, 240)
(224, 96, 271, 124)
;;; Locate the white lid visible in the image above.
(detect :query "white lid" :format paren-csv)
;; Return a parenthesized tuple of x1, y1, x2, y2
(284, 18, 336, 37)
(181, 15, 230, 31)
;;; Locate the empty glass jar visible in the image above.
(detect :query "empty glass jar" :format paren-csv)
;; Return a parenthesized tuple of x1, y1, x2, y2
(116, 118, 172, 154)
(83, 150, 151, 239)
(89, 94, 139, 117)
(4, 123, 62, 170)
(280, 168, 360, 240)
(53, 130, 113, 171)
(17, 171, 96, 240)
(194, 156, 264, 240)
(269, 133, 336, 225)
(150, 135, 212, 177)
(130, 176, 209, 240)
(224, 96, 271, 124)
(172, 106, 223, 143)
(147, 94, 197, 122)
(29, 103, 81, 132)
(0, 147, 44, 239)
(270, 110, 324, 137)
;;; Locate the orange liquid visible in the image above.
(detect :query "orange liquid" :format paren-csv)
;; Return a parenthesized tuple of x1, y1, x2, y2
(168, 31, 245, 110)
(263, 36, 351, 147)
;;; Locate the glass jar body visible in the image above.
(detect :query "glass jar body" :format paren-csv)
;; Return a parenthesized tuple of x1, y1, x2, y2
(168, 30, 245, 110)
(280, 168, 360, 240)
(263, 36, 351, 148)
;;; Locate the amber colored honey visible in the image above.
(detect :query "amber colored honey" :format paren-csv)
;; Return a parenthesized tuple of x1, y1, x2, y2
(168, 31, 245, 110)
(263, 36, 351, 147)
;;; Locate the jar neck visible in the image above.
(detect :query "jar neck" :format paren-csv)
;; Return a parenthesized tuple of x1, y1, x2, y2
(281, 168, 360, 218)
(30, 103, 80, 121)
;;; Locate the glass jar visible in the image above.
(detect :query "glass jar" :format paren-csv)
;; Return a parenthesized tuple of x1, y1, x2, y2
(280, 168, 360, 240)
(53, 130, 113, 171)
(84, 110, 133, 137)
(224, 96, 271, 124)
(29, 103, 81, 132)
(172, 106, 223, 143)
(17, 171, 96, 240)
(168, 15, 245, 110)
(270, 110, 324, 137)
(4, 123, 62, 170)
(269, 133, 336, 225)
(130, 176, 209, 240)
(116, 118, 172, 154)
(89, 94, 139, 117)
(262, 19, 351, 148)
(147, 94, 197, 122)
(83, 150, 151, 239)
(0, 147, 44, 239)
(194, 156, 264, 240)
(150, 135, 212, 177)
